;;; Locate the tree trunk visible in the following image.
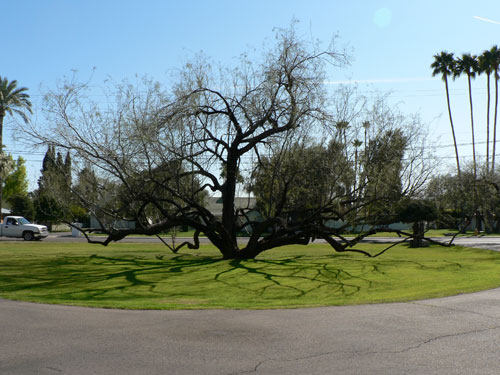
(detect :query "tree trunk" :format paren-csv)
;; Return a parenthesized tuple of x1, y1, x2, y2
(354, 148, 358, 196)
(487, 74, 491, 172)
(445, 76, 460, 177)
(410, 221, 425, 248)
(222, 246, 262, 260)
(492, 72, 498, 172)
(0, 114, 3, 222)
(468, 74, 477, 179)
(220, 150, 240, 259)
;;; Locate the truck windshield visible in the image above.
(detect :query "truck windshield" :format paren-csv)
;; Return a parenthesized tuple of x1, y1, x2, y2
(18, 218, 30, 225)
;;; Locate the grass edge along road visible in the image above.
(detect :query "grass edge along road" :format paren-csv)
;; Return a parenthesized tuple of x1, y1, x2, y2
(1, 242, 499, 310)
(70, 228, 497, 238)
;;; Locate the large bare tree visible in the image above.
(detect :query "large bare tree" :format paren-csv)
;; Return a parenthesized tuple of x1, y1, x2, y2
(28, 25, 432, 259)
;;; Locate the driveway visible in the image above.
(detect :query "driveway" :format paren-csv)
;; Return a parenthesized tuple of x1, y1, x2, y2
(1, 287, 500, 374)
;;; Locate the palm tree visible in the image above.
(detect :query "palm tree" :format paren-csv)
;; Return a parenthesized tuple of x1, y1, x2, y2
(0, 76, 32, 220)
(352, 139, 363, 196)
(478, 49, 495, 172)
(431, 51, 460, 176)
(488, 46, 500, 172)
(335, 120, 349, 158)
(455, 53, 479, 178)
(362, 120, 370, 154)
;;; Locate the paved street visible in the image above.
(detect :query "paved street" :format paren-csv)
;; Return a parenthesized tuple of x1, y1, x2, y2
(4, 231, 500, 250)
(2, 235, 500, 374)
(2, 288, 500, 375)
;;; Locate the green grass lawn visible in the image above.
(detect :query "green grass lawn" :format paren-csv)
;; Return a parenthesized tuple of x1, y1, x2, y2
(1, 242, 500, 310)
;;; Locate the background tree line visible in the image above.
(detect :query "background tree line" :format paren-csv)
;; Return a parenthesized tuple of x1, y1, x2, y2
(431, 46, 500, 232)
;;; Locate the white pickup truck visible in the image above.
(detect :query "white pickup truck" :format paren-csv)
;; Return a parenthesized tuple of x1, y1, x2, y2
(0, 216, 49, 241)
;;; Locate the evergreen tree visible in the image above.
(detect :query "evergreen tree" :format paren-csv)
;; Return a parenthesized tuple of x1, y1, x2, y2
(35, 146, 72, 224)
(41, 145, 55, 174)
(64, 152, 72, 187)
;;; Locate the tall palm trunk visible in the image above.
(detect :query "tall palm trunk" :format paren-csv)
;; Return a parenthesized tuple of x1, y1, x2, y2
(493, 71, 499, 172)
(444, 75, 460, 176)
(344, 130, 348, 159)
(486, 73, 491, 172)
(353, 140, 362, 198)
(467, 73, 477, 178)
(364, 128, 367, 153)
(353, 147, 358, 197)
(0, 114, 3, 222)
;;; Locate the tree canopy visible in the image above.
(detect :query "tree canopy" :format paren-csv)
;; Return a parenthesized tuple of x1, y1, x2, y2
(3, 156, 28, 201)
(28, 24, 433, 259)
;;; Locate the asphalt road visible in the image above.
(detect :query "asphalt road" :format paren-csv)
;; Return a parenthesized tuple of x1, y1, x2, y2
(2, 235, 500, 374)
(4, 231, 500, 250)
(2, 289, 500, 375)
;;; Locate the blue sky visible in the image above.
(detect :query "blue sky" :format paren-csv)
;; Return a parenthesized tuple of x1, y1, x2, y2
(4, 0, 500, 188)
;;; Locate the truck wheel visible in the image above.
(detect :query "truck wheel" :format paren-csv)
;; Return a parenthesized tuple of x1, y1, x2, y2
(23, 231, 34, 241)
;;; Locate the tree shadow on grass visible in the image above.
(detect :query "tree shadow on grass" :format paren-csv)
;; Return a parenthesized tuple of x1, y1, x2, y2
(213, 256, 381, 299)
(0, 251, 465, 306)
(0, 254, 221, 303)
(213, 254, 465, 300)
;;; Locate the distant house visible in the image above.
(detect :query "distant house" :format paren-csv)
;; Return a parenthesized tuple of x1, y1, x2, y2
(205, 196, 256, 219)
(88, 196, 258, 231)
(206, 196, 261, 234)
(89, 216, 136, 231)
